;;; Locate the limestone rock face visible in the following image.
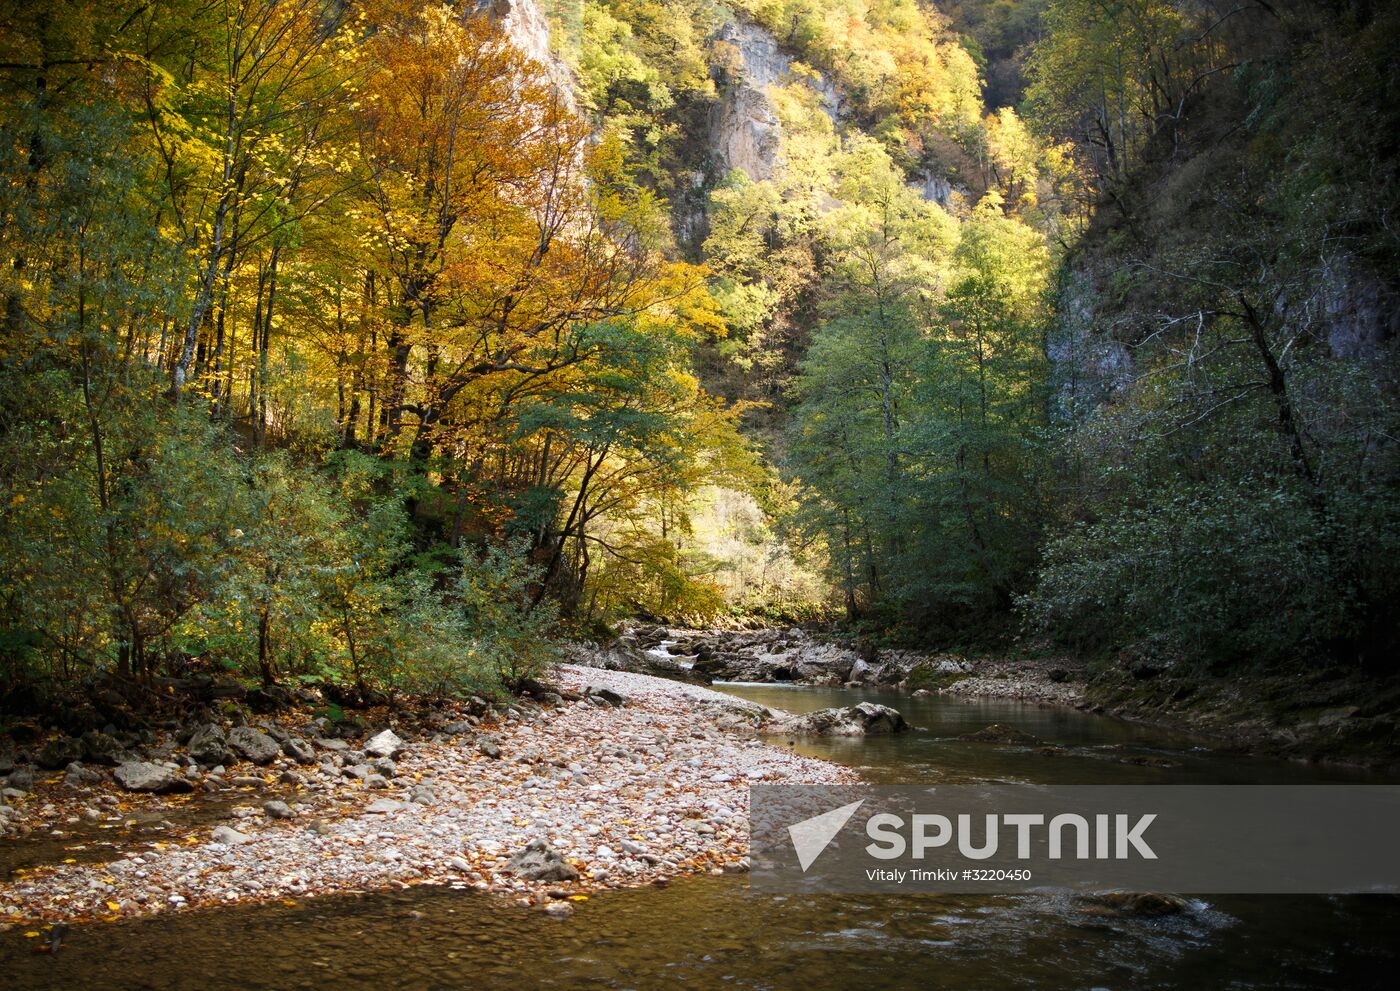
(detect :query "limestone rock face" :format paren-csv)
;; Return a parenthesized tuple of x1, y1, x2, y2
(714, 82, 782, 182)
(484, 0, 576, 111)
(561, 641, 710, 685)
(1046, 268, 1135, 424)
(710, 19, 839, 183)
(907, 170, 955, 208)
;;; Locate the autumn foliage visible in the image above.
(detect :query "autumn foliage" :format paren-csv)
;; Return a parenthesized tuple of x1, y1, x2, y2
(0, 0, 743, 701)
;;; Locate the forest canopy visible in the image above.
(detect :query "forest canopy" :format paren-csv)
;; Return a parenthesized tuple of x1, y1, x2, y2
(0, 0, 749, 704)
(2, 0, 1398, 712)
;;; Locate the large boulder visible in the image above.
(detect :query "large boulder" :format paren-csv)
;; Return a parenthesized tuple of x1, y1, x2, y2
(767, 702, 908, 737)
(584, 686, 626, 708)
(114, 761, 194, 794)
(227, 726, 281, 765)
(506, 839, 580, 882)
(36, 737, 84, 770)
(363, 730, 406, 759)
(80, 731, 129, 767)
(187, 724, 230, 766)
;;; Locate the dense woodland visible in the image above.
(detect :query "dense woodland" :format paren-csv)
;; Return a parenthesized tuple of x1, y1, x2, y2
(2, 0, 1397, 711)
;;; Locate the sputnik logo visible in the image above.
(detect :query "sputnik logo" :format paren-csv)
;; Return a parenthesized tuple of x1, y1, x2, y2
(788, 800, 865, 871)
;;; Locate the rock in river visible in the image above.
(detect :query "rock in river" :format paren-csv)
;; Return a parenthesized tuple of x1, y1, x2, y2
(114, 761, 195, 794)
(766, 702, 908, 737)
(263, 800, 295, 819)
(958, 723, 1042, 746)
(1074, 891, 1192, 917)
(227, 726, 280, 765)
(506, 839, 580, 882)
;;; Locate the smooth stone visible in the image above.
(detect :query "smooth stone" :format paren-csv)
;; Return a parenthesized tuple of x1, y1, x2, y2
(263, 800, 295, 819)
(212, 825, 252, 845)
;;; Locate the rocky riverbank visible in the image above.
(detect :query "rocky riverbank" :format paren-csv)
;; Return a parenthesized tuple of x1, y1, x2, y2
(577, 626, 1088, 708)
(1083, 664, 1400, 770)
(0, 665, 855, 927)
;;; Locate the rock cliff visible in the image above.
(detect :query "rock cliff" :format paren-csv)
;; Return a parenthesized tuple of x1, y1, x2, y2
(709, 18, 839, 182)
(483, 0, 575, 109)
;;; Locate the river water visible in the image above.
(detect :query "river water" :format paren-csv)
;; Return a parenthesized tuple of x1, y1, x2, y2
(2, 684, 1396, 989)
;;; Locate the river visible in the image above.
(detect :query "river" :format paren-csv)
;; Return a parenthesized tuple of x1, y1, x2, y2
(2, 683, 1396, 989)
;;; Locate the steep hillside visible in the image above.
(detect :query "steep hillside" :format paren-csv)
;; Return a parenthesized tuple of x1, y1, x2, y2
(1027, 1, 1400, 673)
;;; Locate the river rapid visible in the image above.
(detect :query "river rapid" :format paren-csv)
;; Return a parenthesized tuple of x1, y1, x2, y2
(2, 682, 1396, 990)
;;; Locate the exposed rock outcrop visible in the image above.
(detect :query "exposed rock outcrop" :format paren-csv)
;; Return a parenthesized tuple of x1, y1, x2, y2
(1047, 267, 1135, 423)
(908, 170, 955, 208)
(484, 0, 576, 110)
(766, 702, 908, 737)
(562, 641, 710, 685)
(617, 626, 971, 692)
(710, 19, 840, 182)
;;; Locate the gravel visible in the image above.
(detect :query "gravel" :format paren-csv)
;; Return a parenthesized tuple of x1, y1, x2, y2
(0, 664, 853, 924)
